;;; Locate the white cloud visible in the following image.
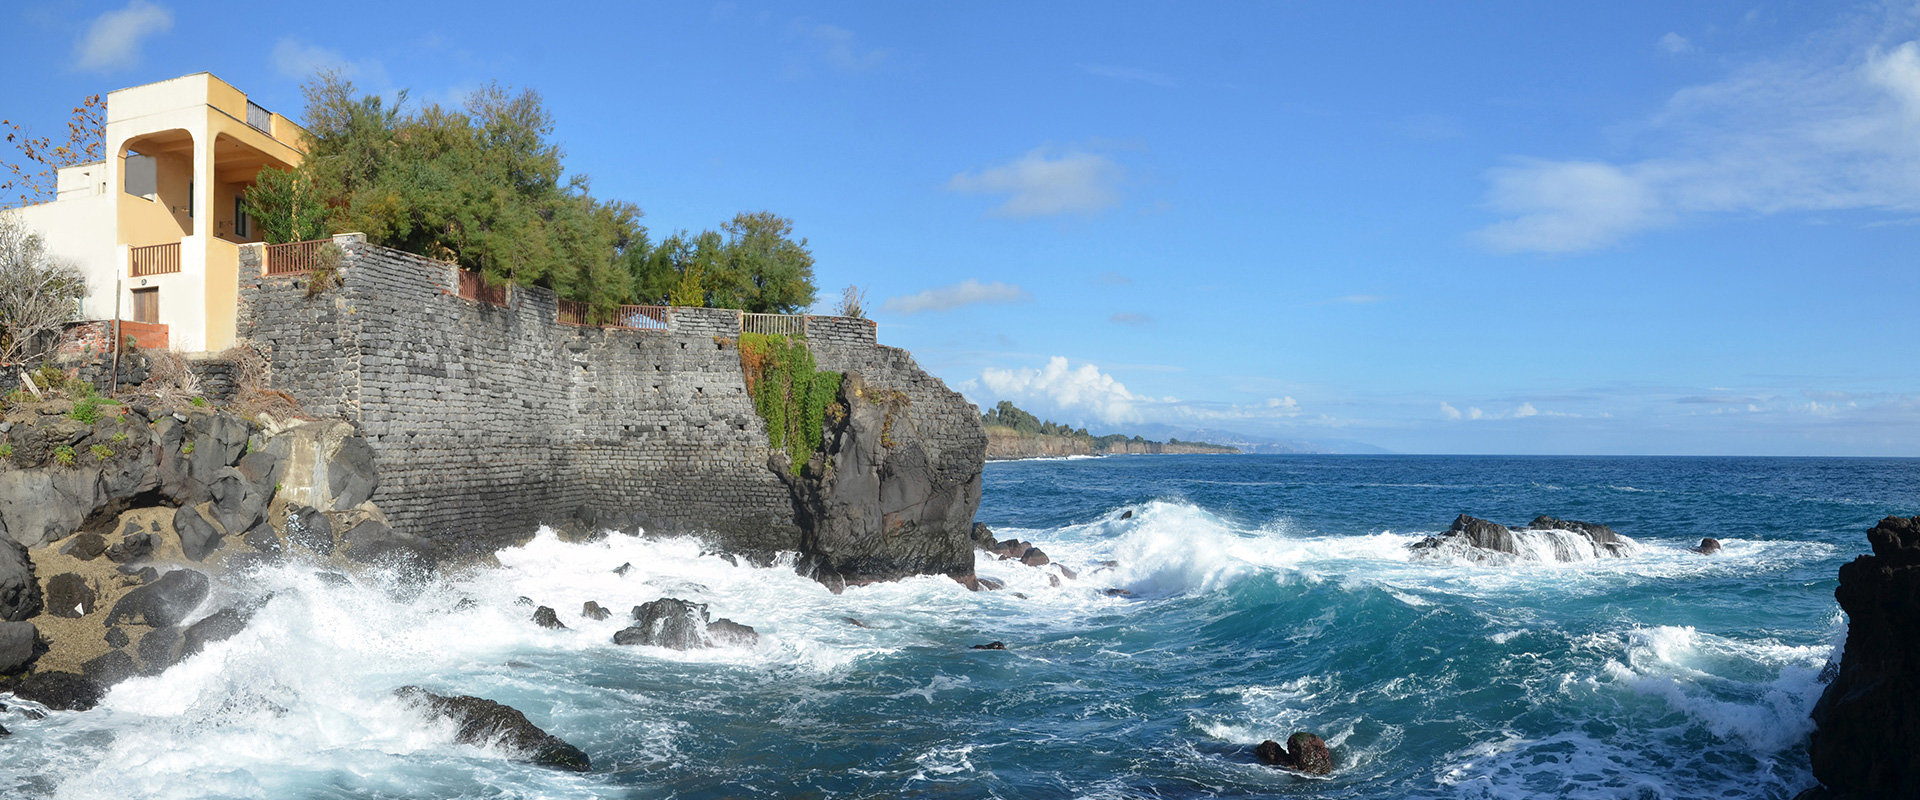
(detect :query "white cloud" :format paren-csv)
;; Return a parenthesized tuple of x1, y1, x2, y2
(981, 357, 1147, 425)
(1476, 16, 1920, 252)
(948, 148, 1124, 217)
(1440, 402, 1462, 420)
(72, 1, 172, 74)
(881, 279, 1031, 314)
(1660, 32, 1693, 54)
(1441, 401, 1555, 421)
(1081, 64, 1175, 87)
(271, 38, 390, 86)
(802, 22, 886, 72)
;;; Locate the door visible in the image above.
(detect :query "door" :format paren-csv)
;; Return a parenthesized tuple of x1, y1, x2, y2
(132, 288, 158, 324)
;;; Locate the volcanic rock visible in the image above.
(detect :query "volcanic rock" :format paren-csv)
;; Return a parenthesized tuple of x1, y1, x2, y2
(0, 672, 102, 711)
(1021, 547, 1050, 567)
(706, 618, 759, 647)
(105, 569, 208, 628)
(0, 539, 41, 622)
(532, 606, 566, 629)
(59, 532, 108, 561)
(971, 641, 1006, 650)
(44, 573, 95, 618)
(172, 504, 224, 562)
(615, 598, 710, 650)
(1804, 516, 1920, 798)
(581, 601, 611, 621)
(1255, 732, 1334, 775)
(1692, 538, 1723, 555)
(394, 686, 590, 771)
(1409, 514, 1635, 563)
(0, 620, 38, 673)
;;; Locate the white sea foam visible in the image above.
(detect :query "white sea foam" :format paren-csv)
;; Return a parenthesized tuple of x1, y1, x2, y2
(1601, 624, 1832, 752)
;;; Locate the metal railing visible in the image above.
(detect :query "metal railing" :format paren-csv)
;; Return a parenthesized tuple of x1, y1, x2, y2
(741, 312, 805, 337)
(129, 242, 180, 277)
(558, 299, 671, 330)
(456, 269, 509, 307)
(265, 239, 330, 275)
(246, 101, 272, 133)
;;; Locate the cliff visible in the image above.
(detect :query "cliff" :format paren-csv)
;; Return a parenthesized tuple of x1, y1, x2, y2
(238, 237, 985, 584)
(983, 427, 1239, 460)
(1800, 515, 1920, 799)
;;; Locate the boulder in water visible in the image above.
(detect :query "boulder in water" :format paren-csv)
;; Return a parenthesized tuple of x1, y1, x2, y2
(532, 606, 566, 629)
(707, 618, 759, 647)
(1255, 732, 1333, 775)
(1410, 514, 1635, 563)
(1804, 516, 1920, 798)
(615, 597, 711, 650)
(1021, 547, 1051, 567)
(105, 569, 208, 628)
(0, 671, 102, 711)
(971, 641, 1006, 650)
(581, 601, 611, 621)
(394, 686, 590, 772)
(1692, 537, 1723, 555)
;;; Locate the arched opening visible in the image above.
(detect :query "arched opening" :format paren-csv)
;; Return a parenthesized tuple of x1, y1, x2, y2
(118, 128, 194, 242)
(212, 132, 298, 244)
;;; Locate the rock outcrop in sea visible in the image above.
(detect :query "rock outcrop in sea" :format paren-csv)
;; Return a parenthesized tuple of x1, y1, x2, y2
(1410, 514, 1636, 563)
(1799, 515, 1920, 799)
(394, 686, 591, 772)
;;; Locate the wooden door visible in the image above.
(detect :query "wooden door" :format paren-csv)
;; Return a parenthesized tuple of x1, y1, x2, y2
(132, 288, 158, 324)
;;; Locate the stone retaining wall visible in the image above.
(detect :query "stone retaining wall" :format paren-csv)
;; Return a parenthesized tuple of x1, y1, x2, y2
(237, 237, 974, 557)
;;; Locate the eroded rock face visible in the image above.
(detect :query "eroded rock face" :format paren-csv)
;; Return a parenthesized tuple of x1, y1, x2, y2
(1805, 515, 1920, 799)
(781, 372, 983, 588)
(0, 539, 40, 622)
(394, 686, 590, 772)
(1410, 514, 1636, 563)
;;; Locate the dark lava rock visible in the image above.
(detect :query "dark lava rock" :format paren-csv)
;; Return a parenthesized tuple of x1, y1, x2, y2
(1021, 547, 1051, 567)
(1256, 732, 1334, 775)
(172, 505, 224, 562)
(285, 505, 333, 555)
(0, 672, 103, 711)
(328, 437, 379, 511)
(616, 598, 711, 650)
(105, 533, 154, 564)
(1105, 588, 1133, 597)
(1693, 537, 1723, 555)
(0, 620, 38, 673)
(315, 571, 351, 587)
(106, 569, 209, 628)
(44, 573, 96, 618)
(81, 648, 136, 688)
(977, 577, 1004, 591)
(394, 686, 589, 772)
(341, 519, 433, 570)
(1410, 514, 1634, 562)
(104, 626, 129, 648)
(612, 562, 633, 576)
(1120, 510, 1133, 520)
(778, 372, 984, 589)
(581, 601, 611, 621)
(1000, 540, 1031, 560)
(136, 626, 183, 675)
(1056, 564, 1078, 580)
(532, 606, 566, 630)
(59, 532, 108, 561)
(971, 522, 997, 550)
(1805, 516, 1920, 798)
(0, 539, 41, 622)
(970, 641, 1006, 650)
(515, 596, 535, 607)
(707, 618, 759, 647)
(182, 606, 252, 658)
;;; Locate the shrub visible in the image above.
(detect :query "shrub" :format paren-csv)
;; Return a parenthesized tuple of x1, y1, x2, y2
(190, 396, 208, 408)
(0, 442, 12, 458)
(68, 393, 103, 424)
(89, 444, 112, 460)
(52, 445, 74, 466)
(835, 285, 867, 319)
(111, 431, 126, 443)
(738, 332, 842, 476)
(181, 441, 195, 455)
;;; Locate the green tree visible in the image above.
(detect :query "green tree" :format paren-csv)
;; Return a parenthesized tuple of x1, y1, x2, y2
(240, 165, 328, 244)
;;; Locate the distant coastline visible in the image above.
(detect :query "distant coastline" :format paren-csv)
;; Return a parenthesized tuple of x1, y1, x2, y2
(979, 401, 1239, 460)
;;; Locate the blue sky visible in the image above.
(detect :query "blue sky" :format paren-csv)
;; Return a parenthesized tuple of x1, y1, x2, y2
(5, 1, 1919, 455)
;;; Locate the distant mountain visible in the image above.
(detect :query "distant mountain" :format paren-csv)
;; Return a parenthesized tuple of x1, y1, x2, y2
(1125, 424, 1394, 455)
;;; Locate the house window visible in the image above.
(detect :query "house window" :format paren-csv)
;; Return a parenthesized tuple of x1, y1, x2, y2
(132, 288, 159, 324)
(234, 195, 250, 238)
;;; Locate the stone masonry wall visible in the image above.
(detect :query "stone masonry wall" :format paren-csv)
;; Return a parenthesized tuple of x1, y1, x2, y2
(238, 238, 967, 557)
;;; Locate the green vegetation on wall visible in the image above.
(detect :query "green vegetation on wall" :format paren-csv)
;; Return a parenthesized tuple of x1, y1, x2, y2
(738, 332, 843, 476)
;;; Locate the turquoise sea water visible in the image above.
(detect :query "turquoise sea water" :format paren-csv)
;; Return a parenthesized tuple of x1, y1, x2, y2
(4, 454, 1916, 799)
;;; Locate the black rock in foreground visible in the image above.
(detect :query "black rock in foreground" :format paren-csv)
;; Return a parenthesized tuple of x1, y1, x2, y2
(394, 686, 589, 772)
(1800, 515, 1920, 800)
(1255, 731, 1333, 775)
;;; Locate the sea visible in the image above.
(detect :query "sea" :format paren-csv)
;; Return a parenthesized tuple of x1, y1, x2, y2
(4, 454, 1917, 799)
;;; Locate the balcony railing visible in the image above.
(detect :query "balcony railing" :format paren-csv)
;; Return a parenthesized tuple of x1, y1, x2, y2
(246, 101, 272, 133)
(265, 239, 330, 275)
(129, 242, 180, 277)
(742, 312, 805, 337)
(558, 299, 671, 330)
(456, 269, 509, 307)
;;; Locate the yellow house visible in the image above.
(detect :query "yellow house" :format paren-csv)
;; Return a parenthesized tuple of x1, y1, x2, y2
(10, 73, 308, 352)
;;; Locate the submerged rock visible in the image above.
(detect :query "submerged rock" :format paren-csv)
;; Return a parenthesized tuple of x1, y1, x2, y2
(612, 598, 756, 649)
(1805, 516, 1920, 798)
(0, 672, 103, 711)
(394, 686, 590, 772)
(970, 641, 1006, 650)
(1256, 732, 1333, 775)
(1410, 514, 1635, 563)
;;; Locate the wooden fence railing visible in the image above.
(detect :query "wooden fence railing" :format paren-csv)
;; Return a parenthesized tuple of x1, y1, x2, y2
(741, 312, 805, 337)
(129, 242, 180, 277)
(265, 239, 330, 275)
(557, 298, 671, 330)
(457, 269, 509, 306)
